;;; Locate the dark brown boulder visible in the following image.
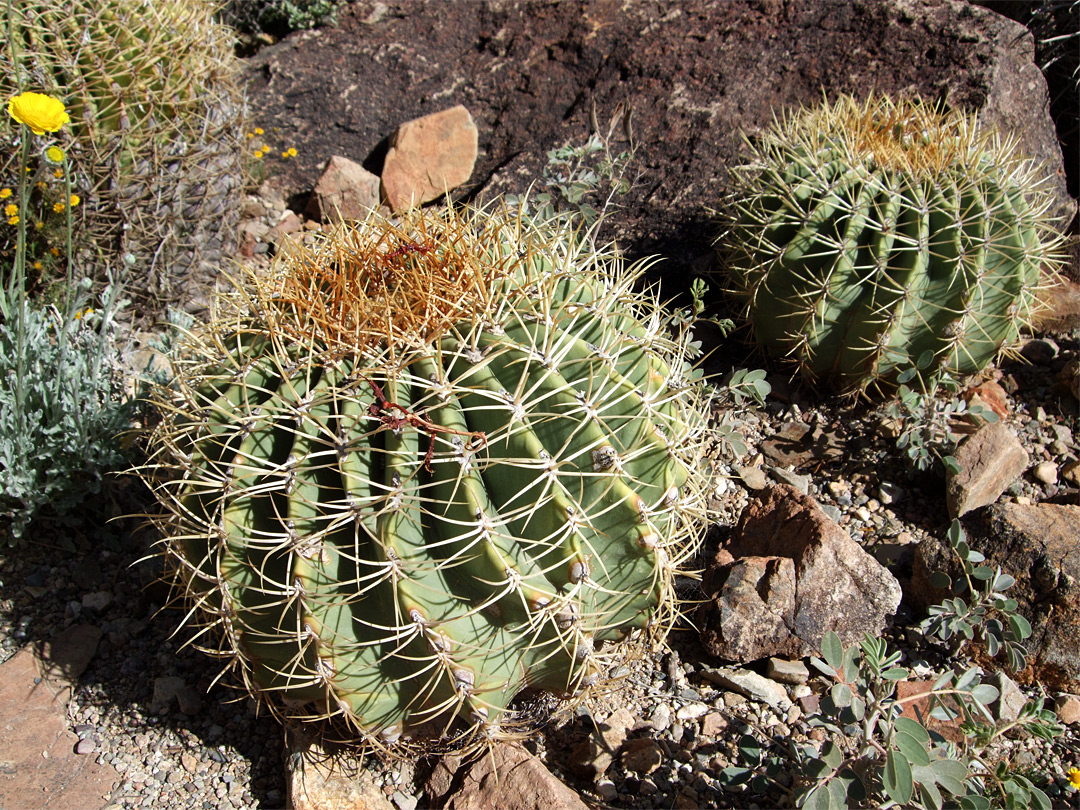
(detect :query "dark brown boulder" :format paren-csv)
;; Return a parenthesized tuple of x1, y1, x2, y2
(243, 0, 1074, 285)
(910, 502, 1080, 693)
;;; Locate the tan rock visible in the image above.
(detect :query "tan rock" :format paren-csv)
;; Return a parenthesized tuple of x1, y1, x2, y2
(946, 422, 1029, 518)
(568, 706, 636, 779)
(381, 105, 478, 212)
(0, 646, 119, 810)
(620, 738, 663, 775)
(287, 731, 393, 810)
(307, 155, 381, 222)
(431, 744, 589, 810)
(1054, 694, 1080, 725)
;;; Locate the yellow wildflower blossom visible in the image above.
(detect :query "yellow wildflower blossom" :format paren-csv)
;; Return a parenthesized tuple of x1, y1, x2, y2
(254, 127, 264, 135)
(69, 194, 80, 207)
(45, 146, 65, 163)
(32, 261, 43, 271)
(1068, 767, 1080, 790)
(53, 169, 63, 179)
(287, 147, 298, 157)
(7, 215, 17, 225)
(8, 92, 69, 135)
(49, 246, 60, 257)
(0, 188, 10, 199)
(53, 202, 66, 213)
(253, 150, 264, 159)
(3, 203, 16, 217)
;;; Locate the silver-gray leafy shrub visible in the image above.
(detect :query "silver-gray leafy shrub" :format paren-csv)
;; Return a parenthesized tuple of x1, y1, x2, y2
(0, 282, 133, 542)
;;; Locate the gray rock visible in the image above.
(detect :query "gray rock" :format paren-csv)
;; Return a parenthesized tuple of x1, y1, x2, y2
(80, 592, 113, 614)
(946, 422, 1029, 518)
(700, 667, 791, 712)
(151, 676, 188, 715)
(765, 658, 810, 685)
(768, 467, 810, 494)
(732, 464, 769, 491)
(990, 671, 1027, 724)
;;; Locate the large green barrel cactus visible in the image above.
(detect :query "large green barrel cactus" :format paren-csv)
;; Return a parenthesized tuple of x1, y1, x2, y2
(143, 206, 713, 752)
(0, 0, 246, 310)
(722, 95, 1065, 396)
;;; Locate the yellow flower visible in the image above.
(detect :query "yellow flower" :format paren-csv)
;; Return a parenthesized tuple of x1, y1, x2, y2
(36, 181, 47, 191)
(281, 150, 290, 159)
(246, 132, 255, 139)
(53, 202, 66, 213)
(45, 146, 65, 163)
(32, 261, 42, 270)
(253, 150, 264, 159)
(1068, 767, 1080, 790)
(49, 246, 60, 256)
(53, 169, 63, 179)
(69, 194, 80, 207)
(3, 203, 16, 217)
(34, 220, 43, 230)
(6, 215, 17, 225)
(8, 92, 70, 135)
(287, 147, 298, 157)
(75, 307, 93, 321)
(0, 188, 10, 199)
(254, 127, 264, 135)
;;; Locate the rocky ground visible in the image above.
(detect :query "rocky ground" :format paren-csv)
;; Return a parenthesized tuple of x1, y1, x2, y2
(2, 1, 1079, 808)
(0, 181, 1077, 810)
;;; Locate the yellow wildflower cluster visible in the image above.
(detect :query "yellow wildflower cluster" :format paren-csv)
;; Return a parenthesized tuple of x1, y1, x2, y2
(247, 125, 297, 162)
(1068, 766, 1080, 790)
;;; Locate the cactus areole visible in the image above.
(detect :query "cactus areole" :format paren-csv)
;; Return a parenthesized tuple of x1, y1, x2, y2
(145, 206, 712, 752)
(723, 95, 1064, 396)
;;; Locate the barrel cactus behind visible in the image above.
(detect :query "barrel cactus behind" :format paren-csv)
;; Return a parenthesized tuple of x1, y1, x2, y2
(722, 95, 1066, 397)
(0, 0, 246, 311)
(143, 205, 713, 753)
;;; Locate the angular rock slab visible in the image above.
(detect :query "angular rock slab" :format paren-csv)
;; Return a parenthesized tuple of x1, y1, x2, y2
(381, 105, 478, 212)
(700, 484, 902, 662)
(426, 744, 589, 810)
(910, 502, 1080, 693)
(946, 421, 1029, 519)
(307, 155, 381, 222)
(0, 646, 118, 810)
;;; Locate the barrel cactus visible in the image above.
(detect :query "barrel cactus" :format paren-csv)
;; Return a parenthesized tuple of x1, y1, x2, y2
(722, 94, 1065, 397)
(0, 0, 245, 311)
(143, 205, 713, 753)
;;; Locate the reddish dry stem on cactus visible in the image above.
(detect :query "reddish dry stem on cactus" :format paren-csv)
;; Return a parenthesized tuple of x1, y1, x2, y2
(362, 374, 487, 472)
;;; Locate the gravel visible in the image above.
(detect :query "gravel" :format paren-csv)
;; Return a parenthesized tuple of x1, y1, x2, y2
(1, 195, 1077, 809)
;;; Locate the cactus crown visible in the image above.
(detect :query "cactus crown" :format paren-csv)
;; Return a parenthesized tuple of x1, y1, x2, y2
(146, 204, 713, 756)
(722, 94, 1065, 397)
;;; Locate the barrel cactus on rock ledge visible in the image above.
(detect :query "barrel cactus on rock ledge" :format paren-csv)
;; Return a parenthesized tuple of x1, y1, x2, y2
(721, 94, 1066, 397)
(141, 204, 714, 754)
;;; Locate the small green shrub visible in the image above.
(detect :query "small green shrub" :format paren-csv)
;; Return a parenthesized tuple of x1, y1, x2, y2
(921, 521, 1032, 672)
(720, 520, 1063, 809)
(0, 282, 134, 542)
(883, 357, 998, 475)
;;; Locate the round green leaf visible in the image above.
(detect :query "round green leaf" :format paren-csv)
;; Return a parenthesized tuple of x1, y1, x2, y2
(894, 729, 931, 767)
(884, 749, 914, 805)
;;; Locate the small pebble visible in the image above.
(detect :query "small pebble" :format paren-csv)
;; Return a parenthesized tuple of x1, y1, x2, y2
(1032, 461, 1058, 486)
(75, 739, 96, 755)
